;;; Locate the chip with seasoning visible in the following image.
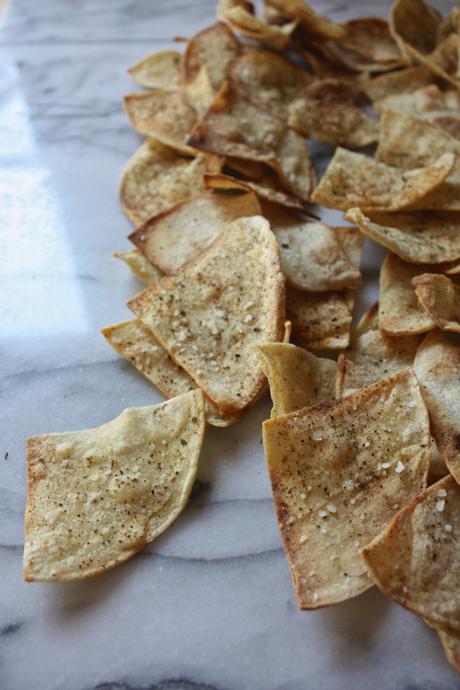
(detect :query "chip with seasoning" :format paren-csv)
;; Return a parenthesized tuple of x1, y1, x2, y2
(360, 66, 434, 102)
(23, 390, 206, 581)
(265, 0, 344, 40)
(183, 22, 241, 91)
(263, 368, 430, 609)
(128, 50, 183, 90)
(412, 274, 460, 333)
(217, 0, 297, 50)
(113, 249, 162, 285)
(287, 286, 355, 350)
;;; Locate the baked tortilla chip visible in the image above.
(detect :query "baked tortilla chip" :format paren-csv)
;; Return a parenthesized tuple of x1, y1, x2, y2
(129, 191, 261, 274)
(217, 0, 297, 50)
(187, 83, 316, 201)
(113, 249, 162, 284)
(346, 208, 460, 265)
(101, 320, 237, 428)
(287, 286, 354, 350)
(412, 273, 460, 332)
(377, 112, 460, 210)
(389, 0, 442, 60)
(128, 50, 182, 90)
(128, 216, 285, 417)
(203, 172, 306, 210)
(361, 66, 435, 102)
(378, 253, 435, 335)
(183, 22, 241, 91)
(265, 0, 344, 40)
(263, 368, 430, 609)
(413, 331, 460, 483)
(337, 303, 421, 397)
(311, 148, 453, 212)
(288, 79, 379, 148)
(338, 17, 402, 66)
(361, 474, 460, 632)
(229, 49, 311, 118)
(257, 342, 336, 417)
(23, 390, 206, 581)
(119, 139, 222, 225)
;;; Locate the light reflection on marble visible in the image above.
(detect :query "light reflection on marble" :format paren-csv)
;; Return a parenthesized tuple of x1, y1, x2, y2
(1, 1, 459, 689)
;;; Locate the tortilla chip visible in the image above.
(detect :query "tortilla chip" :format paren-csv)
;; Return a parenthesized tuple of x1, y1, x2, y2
(389, 0, 442, 61)
(129, 191, 261, 274)
(338, 17, 402, 65)
(336, 302, 422, 397)
(128, 216, 285, 417)
(113, 249, 162, 284)
(287, 286, 354, 350)
(23, 390, 206, 581)
(229, 49, 312, 118)
(413, 331, 460, 484)
(203, 172, 306, 210)
(263, 368, 430, 609)
(288, 79, 379, 148)
(377, 111, 460, 210)
(182, 67, 216, 119)
(264, 205, 361, 291)
(265, 0, 344, 40)
(128, 50, 182, 90)
(361, 66, 435, 102)
(257, 342, 336, 417)
(183, 22, 241, 91)
(187, 83, 316, 201)
(311, 148, 453, 212)
(346, 208, 460, 265)
(361, 474, 460, 633)
(217, 0, 297, 50)
(378, 253, 436, 335)
(412, 274, 460, 332)
(119, 139, 222, 225)
(101, 320, 237, 428)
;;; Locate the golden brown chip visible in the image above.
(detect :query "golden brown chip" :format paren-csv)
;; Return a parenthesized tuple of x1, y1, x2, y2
(183, 22, 241, 91)
(346, 208, 460, 265)
(378, 253, 436, 335)
(311, 148, 453, 212)
(336, 302, 422, 397)
(361, 474, 460, 633)
(113, 249, 162, 284)
(265, 0, 344, 40)
(257, 342, 336, 417)
(187, 83, 316, 201)
(129, 191, 261, 274)
(128, 216, 285, 417)
(338, 17, 402, 66)
(263, 368, 430, 609)
(101, 319, 238, 427)
(203, 172, 306, 210)
(377, 111, 460, 210)
(412, 273, 460, 332)
(361, 66, 435, 102)
(128, 50, 182, 90)
(119, 139, 222, 225)
(389, 0, 442, 62)
(287, 286, 354, 350)
(413, 331, 460, 484)
(182, 67, 216, 119)
(229, 49, 312, 118)
(23, 390, 206, 581)
(288, 79, 379, 148)
(217, 0, 297, 50)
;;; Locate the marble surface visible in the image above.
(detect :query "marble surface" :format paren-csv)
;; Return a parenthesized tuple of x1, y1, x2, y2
(1, 1, 459, 689)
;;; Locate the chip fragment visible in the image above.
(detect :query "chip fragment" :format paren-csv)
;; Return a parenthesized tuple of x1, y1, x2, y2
(361, 474, 460, 632)
(264, 0, 344, 40)
(23, 390, 206, 581)
(263, 368, 430, 609)
(128, 50, 182, 90)
(183, 22, 241, 91)
(113, 249, 162, 284)
(128, 216, 285, 417)
(412, 274, 460, 332)
(217, 0, 297, 50)
(257, 342, 336, 417)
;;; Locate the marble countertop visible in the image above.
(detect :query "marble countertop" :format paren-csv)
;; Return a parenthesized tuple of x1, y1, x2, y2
(1, 1, 459, 689)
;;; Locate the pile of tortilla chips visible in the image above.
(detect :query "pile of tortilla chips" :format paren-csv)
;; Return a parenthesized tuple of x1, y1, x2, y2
(23, 0, 460, 676)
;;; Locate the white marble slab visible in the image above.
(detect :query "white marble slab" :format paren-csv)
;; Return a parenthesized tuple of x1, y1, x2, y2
(1, 1, 459, 689)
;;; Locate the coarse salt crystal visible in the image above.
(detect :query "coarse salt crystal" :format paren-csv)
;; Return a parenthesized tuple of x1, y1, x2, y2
(311, 431, 323, 441)
(395, 461, 405, 474)
(320, 526, 328, 534)
(445, 524, 453, 532)
(243, 301, 255, 310)
(437, 488, 447, 497)
(318, 510, 328, 518)
(436, 499, 445, 512)
(379, 462, 390, 470)
(243, 314, 253, 323)
(299, 534, 307, 544)
(327, 504, 337, 514)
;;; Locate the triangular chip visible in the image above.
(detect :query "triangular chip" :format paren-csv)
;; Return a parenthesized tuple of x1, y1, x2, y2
(412, 273, 460, 332)
(187, 83, 316, 201)
(101, 320, 238, 427)
(263, 368, 430, 609)
(376, 111, 460, 210)
(264, 0, 344, 40)
(413, 331, 460, 483)
(129, 191, 261, 274)
(288, 79, 379, 148)
(23, 390, 206, 581)
(128, 50, 182, 90)
(311, 147, 453, 212)
(361, 66, 435, 102)
(113, 249, 162, 284)
(361, 474, 460, 633)
(128, 216, 285, 417)
(337, 17, 402, 66)
(287, 286, 354, 350)
(346, 208, 460, 265)
(183, 22, 241, 91)
(257, 342, 336, 417)
(378, 253, 436, 335)
(337, 303, 422, 397)
(217, 0, 297, 50)
(203, 172, 306, 210)
(119, 139, 222, 225)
